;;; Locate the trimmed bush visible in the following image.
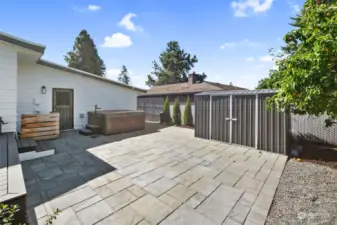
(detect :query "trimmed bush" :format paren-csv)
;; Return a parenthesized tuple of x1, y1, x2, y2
(183, 96, 193, 126)
(172, 97, 182, 125)
(162, 96, 171, 124)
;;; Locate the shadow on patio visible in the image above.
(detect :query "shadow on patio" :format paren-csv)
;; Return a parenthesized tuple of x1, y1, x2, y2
(22, 122, 167, 224)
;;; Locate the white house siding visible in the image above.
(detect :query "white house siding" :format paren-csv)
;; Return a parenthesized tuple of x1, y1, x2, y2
(17, 63, 141, 130)
(0, 45, 17, 133)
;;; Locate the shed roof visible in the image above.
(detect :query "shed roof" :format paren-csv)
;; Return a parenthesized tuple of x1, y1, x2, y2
(196, 89, 277, 96)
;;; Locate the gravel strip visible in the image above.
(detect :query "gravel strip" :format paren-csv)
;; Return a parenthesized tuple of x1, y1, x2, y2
(266, 159, 337, 225)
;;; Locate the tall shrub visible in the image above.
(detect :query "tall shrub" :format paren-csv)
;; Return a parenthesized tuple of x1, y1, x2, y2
(173, 97, 181, 125)
(162, 96, 171, 123)
(183, 96, 193, 126)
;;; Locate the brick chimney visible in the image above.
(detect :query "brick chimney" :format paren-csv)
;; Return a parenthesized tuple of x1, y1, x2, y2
(188, 72, 197, 85)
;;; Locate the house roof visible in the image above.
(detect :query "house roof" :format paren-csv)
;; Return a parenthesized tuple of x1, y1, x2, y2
(38, 60, 147, 93)
(0, 31, 146, 93)
(143, 81, 246, 96)
(0, 32, 46, 53)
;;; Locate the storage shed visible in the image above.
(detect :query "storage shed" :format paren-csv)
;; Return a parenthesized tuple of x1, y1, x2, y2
(195, 90, 290, 155)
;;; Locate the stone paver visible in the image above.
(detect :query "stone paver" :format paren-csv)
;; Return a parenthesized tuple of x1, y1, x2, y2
(23, 126, 287, 225)
(144, 177, 178, 197)
(130, 194, 172, 225)
(96, 206, 143, 225)
(166, 184, 197, 202)
(158, 193, 182, 210)
(77, 200, 114, 225)
(105, 189, 138, 212)
(190, 177, 221, 196)
(49, 186, 96, 211)
(196, 185, 243, 224)
(72, 195, 102, 212)
(185, 193, 206, 209)
(160, 204, 217, 225)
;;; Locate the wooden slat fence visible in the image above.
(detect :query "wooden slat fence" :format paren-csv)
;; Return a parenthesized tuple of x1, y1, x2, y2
(21, 113, 60, 140)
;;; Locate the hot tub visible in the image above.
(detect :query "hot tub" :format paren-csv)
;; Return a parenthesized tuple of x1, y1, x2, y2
(87, 110, 145, 135)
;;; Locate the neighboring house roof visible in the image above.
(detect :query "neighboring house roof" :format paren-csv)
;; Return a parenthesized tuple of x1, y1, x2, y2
(0, 31, 146, 93)
(144, 81, 246, 96)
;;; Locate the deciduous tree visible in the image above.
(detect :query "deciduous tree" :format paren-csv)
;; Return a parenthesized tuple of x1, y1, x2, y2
(259, 0, 337, 125)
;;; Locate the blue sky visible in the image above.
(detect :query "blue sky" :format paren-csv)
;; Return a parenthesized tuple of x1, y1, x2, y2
(0, 0, 304, 89)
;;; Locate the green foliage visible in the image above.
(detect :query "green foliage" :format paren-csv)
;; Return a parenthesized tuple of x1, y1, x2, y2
(163, 97, 170, 115)
(145, 41, 207, 87)
(162, 97, 171, 124)
(0, 204, 60, 225)
(172, 98, 181, 126)
(183, 96, 193, 126)
(45, 209, 61, 225)
(257, 0, 337, 125)
(65, 30, 106, 76)
(256, 77, 273, 89)
(118, 65, 131, 85)
(0, 204, 19, 225)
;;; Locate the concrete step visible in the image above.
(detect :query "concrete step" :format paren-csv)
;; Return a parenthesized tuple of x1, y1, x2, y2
(85, 124, 100, 133)
(79, 128, 94, 136)
(17, 138, 37, 153)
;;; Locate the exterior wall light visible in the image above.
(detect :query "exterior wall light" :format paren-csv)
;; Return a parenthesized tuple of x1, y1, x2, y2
(41, 86, 47, 94)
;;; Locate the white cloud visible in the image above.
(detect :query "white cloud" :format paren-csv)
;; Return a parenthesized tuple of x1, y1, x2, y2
(220, 43, 236, 49)
(220, 39, 260, 50)
(118, 13, 143, 32)
(88, 5, 101, 11)
(288, 1, 301, 13)
(259, 55, 273, 62)
(106, 68, 120, 80)
(73, 5, 101, 12)
(246, 57, 255, 62)
(231, 0, 274, 17)
(101, 33, 132, 48)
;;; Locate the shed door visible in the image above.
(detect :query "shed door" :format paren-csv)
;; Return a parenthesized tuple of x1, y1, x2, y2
(52, 88, 74, 130)
(231, 95, 256, 147)
(211, 96, 230, 143)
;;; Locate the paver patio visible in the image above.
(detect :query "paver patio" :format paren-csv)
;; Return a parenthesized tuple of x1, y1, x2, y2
(23, 124, 287, 225)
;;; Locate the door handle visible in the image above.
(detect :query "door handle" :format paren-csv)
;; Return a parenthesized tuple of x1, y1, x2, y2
(226, 118, 238, 121)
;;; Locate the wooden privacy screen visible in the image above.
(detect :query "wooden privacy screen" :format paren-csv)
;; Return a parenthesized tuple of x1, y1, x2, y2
(21, 113, 60, 140)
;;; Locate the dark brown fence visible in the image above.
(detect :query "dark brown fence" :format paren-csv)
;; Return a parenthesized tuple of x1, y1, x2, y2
(195, 90, 290, 155)
(137, 96, 164, 122)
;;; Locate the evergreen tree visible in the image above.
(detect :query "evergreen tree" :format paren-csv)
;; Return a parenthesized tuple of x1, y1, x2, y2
(146, 41, 207, 87)
(65, 30, 106, 76)
(118, 65, 131, 85)
(183, 96, 193, 126)
(162, 96, 171, 123)
(172, 97, 181, 126)
(184, 96, 193, 126)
